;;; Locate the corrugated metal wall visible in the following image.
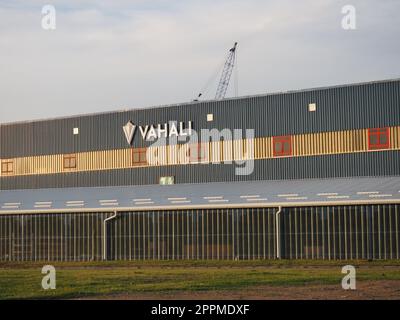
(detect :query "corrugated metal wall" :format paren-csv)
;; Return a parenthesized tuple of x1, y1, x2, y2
(1, 204, 399, 261)
(1, 80, 399, 157)
(3, 126, 400, 177)
(1, 151, 399, 190)
(1, 79, 399, 190)
(281, 205, 400, 260)
(0, 212, 108, 261)
(107, 208, 277, 260)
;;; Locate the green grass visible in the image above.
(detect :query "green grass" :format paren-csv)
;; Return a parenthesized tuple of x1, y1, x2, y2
(0, 260, 399, 299)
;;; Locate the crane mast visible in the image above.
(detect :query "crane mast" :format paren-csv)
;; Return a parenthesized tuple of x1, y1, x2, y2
(215, 42, 237, 100)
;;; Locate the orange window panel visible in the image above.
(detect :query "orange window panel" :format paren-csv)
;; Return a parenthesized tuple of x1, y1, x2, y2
(63, 154, 77, 170)
(272, 135, 292, 157)
(368, 127, 390, 150)
(1, 160, 13, 174)
(132, 148, 147, 166)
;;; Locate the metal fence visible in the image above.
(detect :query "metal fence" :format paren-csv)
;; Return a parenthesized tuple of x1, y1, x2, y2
(0, 205, 399, 261)
(0, 212, 107, 261)
(281, 205, 400, 260)
(106, 208, 277, 260)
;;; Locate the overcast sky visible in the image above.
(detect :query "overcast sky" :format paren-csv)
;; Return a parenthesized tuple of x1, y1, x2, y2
(0, 0, 399, 123)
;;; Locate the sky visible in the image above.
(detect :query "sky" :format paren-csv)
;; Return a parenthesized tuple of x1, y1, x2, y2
(0, 0, 399, 123)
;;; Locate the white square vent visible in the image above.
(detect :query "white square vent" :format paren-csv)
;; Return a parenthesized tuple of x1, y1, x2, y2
(207, 113, 214, 122)
(308, 103, 317, 112)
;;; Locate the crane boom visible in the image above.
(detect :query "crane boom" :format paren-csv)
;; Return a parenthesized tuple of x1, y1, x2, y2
(215, 42, 237, 100)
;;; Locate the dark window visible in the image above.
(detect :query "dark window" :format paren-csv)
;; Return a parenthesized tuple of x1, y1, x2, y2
(1, 160, 13, 174)
(63, 154, 77, 169)
(368, 128, 390, 150)
(132, 148, 147, 166)
(273, 136, 292, 157)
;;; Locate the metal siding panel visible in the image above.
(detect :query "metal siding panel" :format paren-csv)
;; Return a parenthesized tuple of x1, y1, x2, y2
(1, 79, 400, 158)
(1, 150, 400, 190)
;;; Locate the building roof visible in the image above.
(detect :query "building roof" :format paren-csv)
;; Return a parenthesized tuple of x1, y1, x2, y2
(1, 176, 400, 214)
(2, 78, 399, 126)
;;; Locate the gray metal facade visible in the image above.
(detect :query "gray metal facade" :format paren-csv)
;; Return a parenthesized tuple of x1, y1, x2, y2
(1, 151, 400, 190)
(1, 78, 400, 190)
(1, 79, 400, 261)
(2, 79, 400, 157)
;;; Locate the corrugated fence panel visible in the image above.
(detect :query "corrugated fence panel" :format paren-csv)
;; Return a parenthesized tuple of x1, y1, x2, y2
(1, 205, 398, 261)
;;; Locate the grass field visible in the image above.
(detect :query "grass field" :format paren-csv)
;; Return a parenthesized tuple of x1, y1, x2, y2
(1, 260, 400, 300)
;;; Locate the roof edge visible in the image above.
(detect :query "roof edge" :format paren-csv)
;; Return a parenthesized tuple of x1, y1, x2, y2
(1, 77, 400, 127)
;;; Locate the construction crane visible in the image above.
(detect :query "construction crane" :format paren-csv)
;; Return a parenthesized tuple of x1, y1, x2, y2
(194, 42, 238, 101)
(215, 42, 237, 100)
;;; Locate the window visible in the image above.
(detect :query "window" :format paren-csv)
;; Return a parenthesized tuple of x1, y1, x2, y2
(159, 176, 174, 185)
(273, 135, 292, 157)
(308, 103, 316, 112)
(132, 148, 147, 166)
(189, 143, 207, 163)
(63, 154, 77, 169)
(1, 160, 13, 174)
(207, 113, 214, 122)
(368, 127, 390, 150)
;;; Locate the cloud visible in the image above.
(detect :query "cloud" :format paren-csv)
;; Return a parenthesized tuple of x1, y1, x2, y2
(0, 0, 399, 123)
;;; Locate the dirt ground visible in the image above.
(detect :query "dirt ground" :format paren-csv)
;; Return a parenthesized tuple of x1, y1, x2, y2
(80, 280, 400, 300)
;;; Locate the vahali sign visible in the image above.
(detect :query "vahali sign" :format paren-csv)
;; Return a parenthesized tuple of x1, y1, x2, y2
(123, 121, 193, 144)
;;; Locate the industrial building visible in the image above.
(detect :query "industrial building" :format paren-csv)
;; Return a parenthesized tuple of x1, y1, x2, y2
(0, 78, 399, 261)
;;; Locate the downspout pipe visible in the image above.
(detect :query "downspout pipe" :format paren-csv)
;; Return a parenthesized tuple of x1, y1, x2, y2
(103, 211, 118, 261)
(275, 206, 283, 259)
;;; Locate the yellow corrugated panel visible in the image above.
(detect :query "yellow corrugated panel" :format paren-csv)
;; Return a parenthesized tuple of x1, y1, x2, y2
(243, 138, 254, 160)
(209, 141, 218, 163)
(320, 132, 324, 154)
(178, 143, 190, 165)
(168, 144, 177, 165)
(293, 135, 299, 156)
(223, 140, 233, 162)
(233, 139, 241, 161)
(2, 126, 400, 177)
(390, 126, 400, 149)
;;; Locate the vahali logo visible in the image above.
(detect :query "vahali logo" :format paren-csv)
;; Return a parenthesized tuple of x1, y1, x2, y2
(123, 121, 137, 144)
(123, 121, 192, 144)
